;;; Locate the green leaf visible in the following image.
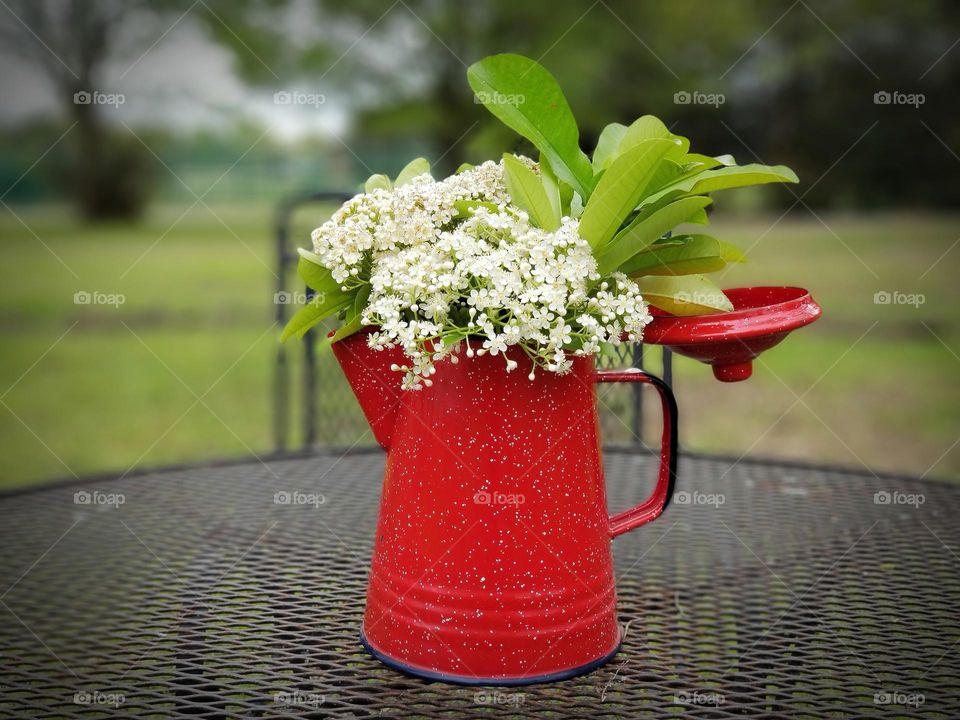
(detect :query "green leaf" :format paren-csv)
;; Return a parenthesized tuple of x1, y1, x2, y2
(578, 138, 676, 249)
(642, 163, 798, 207)
(643, 158, 686, 196)
(296, 249, 343, 296)
(637, 275, 734, 315)
(394, 157, 431, 187)
(364, 174, 391, 193)
(280, 290, 352, 342)
(718, 240, 747, 263)
(539, 154, 564, 220)
(596, 196, 713, 275)
(502, 153, 560, 230)
(622, 234, 726, 276)
(316, 284, 371, 350)
(570, 192, 584, 218)
(592, 122, 627, 171)
(617, 117, 689, 167)
(682, 153, 727, 172)
(618, 115, 671, 152)
(452, 199, 502, 220)
(455, 162, 474, 174)
(467, 53, 594, 199)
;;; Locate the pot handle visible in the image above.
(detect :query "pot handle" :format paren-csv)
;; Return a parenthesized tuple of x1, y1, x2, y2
(595, 368, 678, 537)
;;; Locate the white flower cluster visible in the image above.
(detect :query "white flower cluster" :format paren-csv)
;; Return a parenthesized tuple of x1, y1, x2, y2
(311, 161, 510, 285)
(311, 160, 651, 388)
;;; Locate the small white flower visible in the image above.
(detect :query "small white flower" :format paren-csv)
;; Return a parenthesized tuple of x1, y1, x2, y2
(309, 158, 651, 388)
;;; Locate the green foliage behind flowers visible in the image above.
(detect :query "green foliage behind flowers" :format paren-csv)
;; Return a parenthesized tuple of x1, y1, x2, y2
(282, 53, 798, 385)
(467, 53, 798, 314)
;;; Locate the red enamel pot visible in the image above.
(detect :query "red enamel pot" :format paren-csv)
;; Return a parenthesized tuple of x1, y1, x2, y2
(332, 331, 678, 685)
(642, 286, 822, 381)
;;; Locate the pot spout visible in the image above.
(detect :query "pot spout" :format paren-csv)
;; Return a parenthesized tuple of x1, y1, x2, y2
(331, 330, 404, 450)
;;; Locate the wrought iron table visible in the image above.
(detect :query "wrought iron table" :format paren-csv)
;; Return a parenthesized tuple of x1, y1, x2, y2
(1, 450, 958, 718)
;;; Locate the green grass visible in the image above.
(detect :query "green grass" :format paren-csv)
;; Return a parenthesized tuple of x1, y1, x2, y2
(0, 204, 957, 489)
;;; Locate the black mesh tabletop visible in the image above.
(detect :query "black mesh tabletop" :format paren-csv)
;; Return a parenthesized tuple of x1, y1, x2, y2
(1, 450, 958, 718)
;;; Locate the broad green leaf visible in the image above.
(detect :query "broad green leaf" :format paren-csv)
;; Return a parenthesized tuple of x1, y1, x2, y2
(688, 207, 710, 225)
(578, 138, 676, 249)
(596, 196, 713, 275)
(539, 154, 564, 220)
(452, 199, 503, 220)
(617, 116, 689, 166)
(394, 157, 431, 187)
(467, 53, 594, 199)
(637, 275, 734, 315)
(502, 154, 560, 230)
(682, 153, 725, 172)
(296, 249, 344, 296)
(570, 192, 584, 218)
(364, 174, 391, 193)
(623, 234, 726, 276)
(439, 331, 469, 349)
(455, 162, 474, 174)
(280, 291, 352, 342)
(642, 163, 798, 207)
(592, 122, 627, 171)
(718, 240, 747, 263)
(316, 284, 371, 350)
(617, 115, 671, 153)
(642, 158, 686, 197)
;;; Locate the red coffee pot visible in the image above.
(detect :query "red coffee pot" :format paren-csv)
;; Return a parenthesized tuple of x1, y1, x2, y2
(333, 331, 677, 685)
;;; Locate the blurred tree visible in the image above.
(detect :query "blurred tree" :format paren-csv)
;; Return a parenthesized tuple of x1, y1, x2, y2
(227, 0, 955, 207)
(0, 0, 162, 218)
(304, 0, 766, 176)
(0, 0, 297, 219)
(2, 0, 957, 211)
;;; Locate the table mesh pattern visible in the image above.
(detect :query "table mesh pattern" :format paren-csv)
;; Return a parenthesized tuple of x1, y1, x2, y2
(1, 452, 958, 718)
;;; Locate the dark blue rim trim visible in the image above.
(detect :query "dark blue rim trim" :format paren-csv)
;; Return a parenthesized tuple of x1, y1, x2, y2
(359, 631, 621, 686)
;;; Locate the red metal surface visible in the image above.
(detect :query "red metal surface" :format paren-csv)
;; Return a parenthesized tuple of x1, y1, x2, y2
(333, 331, 677, 684)
(642, 286, 822, 382)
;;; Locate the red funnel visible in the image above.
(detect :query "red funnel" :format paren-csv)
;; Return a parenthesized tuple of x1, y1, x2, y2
(642, 287, 821, 382)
